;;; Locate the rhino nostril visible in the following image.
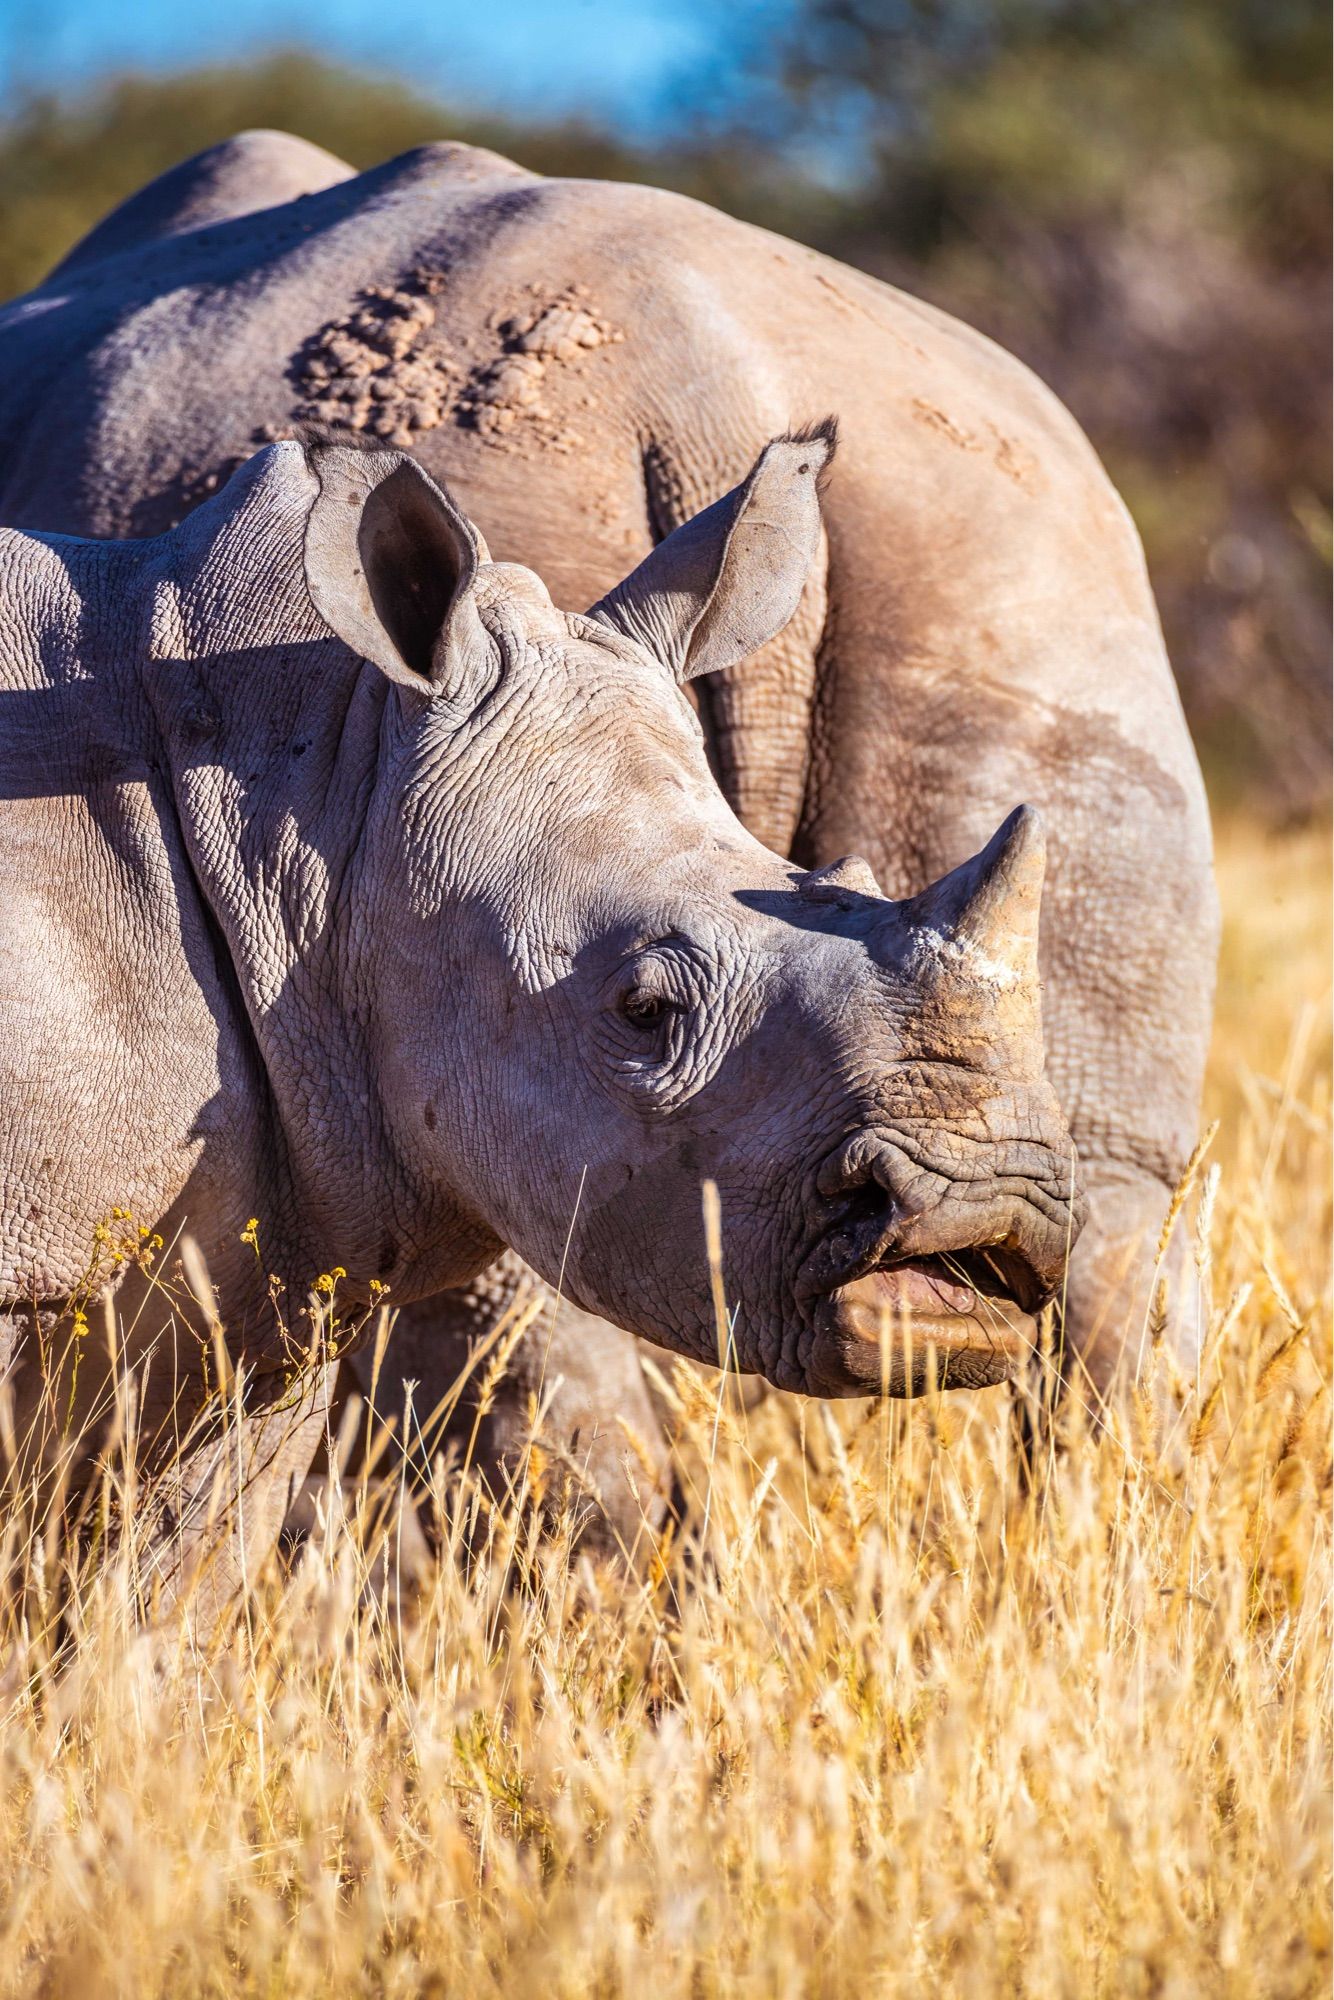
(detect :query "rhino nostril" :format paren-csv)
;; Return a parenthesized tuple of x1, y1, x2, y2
(810, 1139, 913, 1273)
(807, 1127, 1072, 1311)
(829, 1180, 891, 1238)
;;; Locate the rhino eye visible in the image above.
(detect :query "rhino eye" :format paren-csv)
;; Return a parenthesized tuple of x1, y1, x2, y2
(620, 988, 670, 1030)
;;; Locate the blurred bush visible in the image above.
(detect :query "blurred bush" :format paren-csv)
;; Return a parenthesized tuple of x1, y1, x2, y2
(0, 8, 1327, 814)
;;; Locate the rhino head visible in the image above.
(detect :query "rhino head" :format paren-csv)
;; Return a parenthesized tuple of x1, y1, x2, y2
(148, 427, 1082, 1397)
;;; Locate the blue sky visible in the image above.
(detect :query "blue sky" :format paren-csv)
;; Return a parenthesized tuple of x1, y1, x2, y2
(0, 0, 785, 130)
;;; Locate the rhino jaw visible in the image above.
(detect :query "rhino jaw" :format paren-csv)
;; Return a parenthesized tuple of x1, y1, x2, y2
(806, 1254, 1037, 1398)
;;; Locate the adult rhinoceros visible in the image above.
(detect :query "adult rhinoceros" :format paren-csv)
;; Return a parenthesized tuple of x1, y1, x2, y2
(0, 131, 1216, 1531)
(0, 424, 1078, 1598)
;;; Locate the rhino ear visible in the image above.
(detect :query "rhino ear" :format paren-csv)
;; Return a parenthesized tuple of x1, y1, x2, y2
(302, 442, 491, 700)
(589, 420, 836, 683)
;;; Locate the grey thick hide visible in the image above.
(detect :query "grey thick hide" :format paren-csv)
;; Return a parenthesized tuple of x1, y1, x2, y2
(0, 133, 1218, 1546)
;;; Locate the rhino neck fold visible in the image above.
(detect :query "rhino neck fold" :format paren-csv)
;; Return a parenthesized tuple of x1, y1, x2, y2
(136, 553, 487, 1304)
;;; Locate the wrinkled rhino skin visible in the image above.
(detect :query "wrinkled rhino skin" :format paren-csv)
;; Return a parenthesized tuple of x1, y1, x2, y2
(0, 132, 1216, 1541)
(0, 419, 1080, 1597)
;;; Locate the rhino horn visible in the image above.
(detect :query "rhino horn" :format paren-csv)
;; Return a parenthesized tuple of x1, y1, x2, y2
(895, 807, 1047, 1060)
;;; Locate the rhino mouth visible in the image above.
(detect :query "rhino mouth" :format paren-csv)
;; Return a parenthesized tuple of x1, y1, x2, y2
(803, 1243, 1046, 1399)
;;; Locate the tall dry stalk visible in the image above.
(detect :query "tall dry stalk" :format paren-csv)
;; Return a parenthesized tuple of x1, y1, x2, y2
(0, 814, 1327, 1999)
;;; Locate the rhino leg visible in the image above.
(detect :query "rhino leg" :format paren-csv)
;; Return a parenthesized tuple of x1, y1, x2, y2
(1055, 1165, 1203, 1405)
(349, 1251, 671, 1559)
(141, 1364, 335, 1629)
(0, 1301, 331, 1631)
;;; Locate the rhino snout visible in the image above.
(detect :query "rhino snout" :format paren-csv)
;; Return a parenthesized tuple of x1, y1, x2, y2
(796, 1122, 1082, 1399)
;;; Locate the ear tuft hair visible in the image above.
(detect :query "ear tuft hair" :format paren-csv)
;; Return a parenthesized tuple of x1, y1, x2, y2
(781, 416, 839, 493)
(290, 419, 398, 460)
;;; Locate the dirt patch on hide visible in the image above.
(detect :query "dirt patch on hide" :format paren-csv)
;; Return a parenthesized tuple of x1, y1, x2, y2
(910, 397, 1041, 492)
(277, 277, 623, 457)
(287, 272, 457, 448)
(456, 286, 624, 448)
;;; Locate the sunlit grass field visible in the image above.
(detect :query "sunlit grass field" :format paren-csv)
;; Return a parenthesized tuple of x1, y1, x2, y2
(0, 814, 1329, 1998)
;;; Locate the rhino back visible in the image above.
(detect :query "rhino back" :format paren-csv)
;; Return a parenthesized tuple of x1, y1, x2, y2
(0, 144, 1216, 1181)
(47, 129, 356, 283)
(0, 142, 1204, 795)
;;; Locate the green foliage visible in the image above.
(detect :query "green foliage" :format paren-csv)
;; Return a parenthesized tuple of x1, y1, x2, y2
(818, 0, 1332, 266)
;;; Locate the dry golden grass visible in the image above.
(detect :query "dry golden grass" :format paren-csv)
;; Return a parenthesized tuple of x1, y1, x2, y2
(0, 814, 1329, 1999)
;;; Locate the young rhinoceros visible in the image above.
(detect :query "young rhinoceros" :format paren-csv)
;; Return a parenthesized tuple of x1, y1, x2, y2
(0, 428, 1078, 1591)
